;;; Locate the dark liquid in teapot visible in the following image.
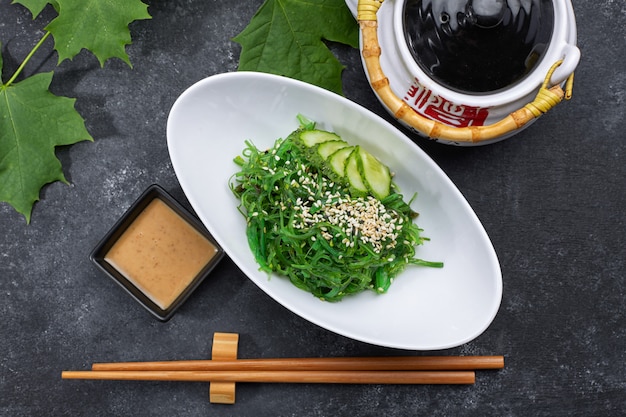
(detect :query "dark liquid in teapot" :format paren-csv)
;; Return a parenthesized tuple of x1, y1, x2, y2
(403, 0, 554, 94)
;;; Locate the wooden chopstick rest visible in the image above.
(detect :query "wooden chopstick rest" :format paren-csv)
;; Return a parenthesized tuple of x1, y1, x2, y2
(209, 332, 239, 404)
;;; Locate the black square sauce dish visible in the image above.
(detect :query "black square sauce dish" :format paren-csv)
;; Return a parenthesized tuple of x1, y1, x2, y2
(90, 184, 224, 321)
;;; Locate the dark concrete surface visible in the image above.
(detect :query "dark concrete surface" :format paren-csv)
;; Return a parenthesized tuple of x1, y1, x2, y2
(1, 1, 624, 416)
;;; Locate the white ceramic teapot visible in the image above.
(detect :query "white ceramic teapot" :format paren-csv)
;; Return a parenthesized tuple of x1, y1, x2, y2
(345, 0, 580, 145)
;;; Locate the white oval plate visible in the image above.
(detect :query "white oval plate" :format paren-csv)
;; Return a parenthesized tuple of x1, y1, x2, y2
(167, 72, 502, 350)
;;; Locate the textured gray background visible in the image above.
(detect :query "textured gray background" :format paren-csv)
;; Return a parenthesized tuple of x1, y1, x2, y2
(1, 1, 624, 416)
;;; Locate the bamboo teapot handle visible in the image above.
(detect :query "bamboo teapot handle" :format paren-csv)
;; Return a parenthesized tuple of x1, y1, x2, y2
(357, 0, 575, 143)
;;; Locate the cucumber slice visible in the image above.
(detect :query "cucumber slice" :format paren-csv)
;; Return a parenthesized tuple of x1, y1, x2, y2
(327, 146, 354, 178)
(345, 147, 368, 195)
(299, 130, 341, 147)
(358, 147, 391, 200)
(317, 140, 349, 160)
(289, 127, 393, 201)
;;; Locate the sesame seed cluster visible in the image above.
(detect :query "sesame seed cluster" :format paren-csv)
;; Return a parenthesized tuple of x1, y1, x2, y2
(260, 142, 403, 255)
(293, 189, 402, 255)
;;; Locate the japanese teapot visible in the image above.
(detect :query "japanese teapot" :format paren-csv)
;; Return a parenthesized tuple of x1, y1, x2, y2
(345, 0, 580, 145)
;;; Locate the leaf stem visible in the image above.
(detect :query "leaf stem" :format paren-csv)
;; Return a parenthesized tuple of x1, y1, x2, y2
(5, 31, 52, 87)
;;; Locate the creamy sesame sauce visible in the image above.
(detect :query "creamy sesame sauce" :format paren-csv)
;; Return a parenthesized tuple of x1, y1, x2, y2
(104, 198, 218, 310)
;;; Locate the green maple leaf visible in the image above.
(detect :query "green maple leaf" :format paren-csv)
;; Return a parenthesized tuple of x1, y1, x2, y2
(1, 0, 151, 223)
(0, 71, 92, 223)
(45, 0, 151, 66)
(234, 0, 359, 95)
(11, 0, 59, 18)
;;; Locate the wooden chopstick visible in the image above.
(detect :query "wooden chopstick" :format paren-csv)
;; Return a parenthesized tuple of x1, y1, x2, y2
(91, 355, 504, 372)
(61, 370, 476, 385)
(62, 356, 503, 386)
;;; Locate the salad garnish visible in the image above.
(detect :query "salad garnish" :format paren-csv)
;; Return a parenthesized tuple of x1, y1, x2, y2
(230, 116, 442, 301)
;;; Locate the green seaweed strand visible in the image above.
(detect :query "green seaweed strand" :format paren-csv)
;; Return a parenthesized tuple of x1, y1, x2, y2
(231, 122, 442, 302)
